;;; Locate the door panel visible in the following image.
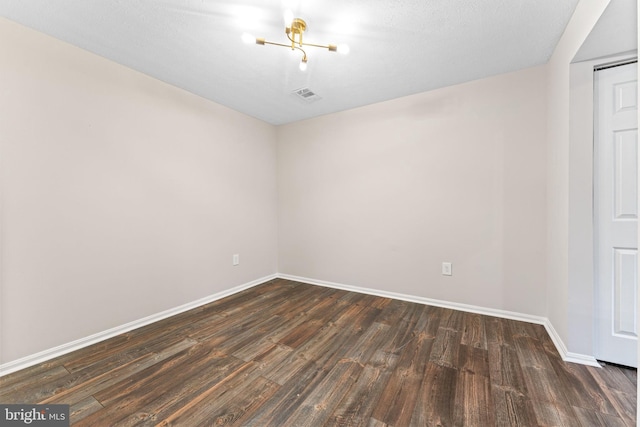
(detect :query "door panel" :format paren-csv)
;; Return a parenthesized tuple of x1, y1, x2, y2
(594, 62, 638, 368)
(613, 130, 638, 219)
(613, 247, 637, 337)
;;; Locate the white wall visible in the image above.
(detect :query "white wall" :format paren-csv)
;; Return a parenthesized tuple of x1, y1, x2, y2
(0, 18, 278, 364)
(545, 0, 611, 352)
(277, 66, 547, 315)
(568, 59, 598, 357)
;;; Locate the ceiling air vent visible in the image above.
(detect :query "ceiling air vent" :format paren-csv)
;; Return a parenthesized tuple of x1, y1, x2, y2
(292, 87, 322, 103)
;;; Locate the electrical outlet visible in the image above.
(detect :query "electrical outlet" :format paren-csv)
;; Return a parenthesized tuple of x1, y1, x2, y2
(233, 254, 240, 266)
(442, 262, 452, 276)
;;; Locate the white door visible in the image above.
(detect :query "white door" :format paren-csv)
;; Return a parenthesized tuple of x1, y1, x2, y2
(594, 61, 638, 368)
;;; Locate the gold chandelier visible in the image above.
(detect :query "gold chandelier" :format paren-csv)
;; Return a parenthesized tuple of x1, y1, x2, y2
(242, 11, 349, 71)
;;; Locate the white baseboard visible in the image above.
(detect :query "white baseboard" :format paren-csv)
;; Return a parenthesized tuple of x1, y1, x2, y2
(278, 273, 602, 368)
(1, 272, 601, 376)
(0, 274, 278, 377)
(542, 318, 601, 367)
(278, 273, 548, 324)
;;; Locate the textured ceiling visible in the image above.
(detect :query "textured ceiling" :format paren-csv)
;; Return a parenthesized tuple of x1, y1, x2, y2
(0, 0, 580, 125)
(573, 0, 637, 63)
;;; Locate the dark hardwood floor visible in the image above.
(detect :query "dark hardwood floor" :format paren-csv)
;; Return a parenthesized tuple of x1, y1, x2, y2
(0, 279, 636, 426)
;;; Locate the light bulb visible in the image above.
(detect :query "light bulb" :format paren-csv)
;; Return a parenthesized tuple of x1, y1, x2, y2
(284, 10, 294, 27)
(299, 60, 308, 71)
(241, 33, 255, 44)
(337, 44, 350, 55)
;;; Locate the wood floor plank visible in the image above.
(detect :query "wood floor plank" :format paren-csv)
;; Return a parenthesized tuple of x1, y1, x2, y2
(244, 303, 382, 426)
(590, 363, 637, 395)
(204, 376, 280, 427)
(514, 334, 555, 371)
(0, 363, 68, 390)
(326, 363, 395, 427)
(488, 342, 529, 394)
(460, 311, 487, 349)
(69, 396, 104, 424)
(410, 362, 458, 426)
(597, 387, 637, 426)
(366, 418, 389, 427)
(279, 316, 335, 349)
(77, 347, 245, 425)
(439, 307, 465, 332)
(60, 319, 213, 374)
(620, 366, 637, 387)
(241, 358, 331, 426)
(531, 401, 581, 427)
(371, 314, 436, 426)
(0, 365, 71, 402)
(428, 327, 461, 368)
(42, 337, 197, 405)
(522, 366, 572, 407)
(262, 303, 373, 387)
(339, 322, 391, 365)
(230, 313, 311, 362)
(290, 316, 390, 426)
(458, 344, 489, 377)
(127, 346, 289, 426)
(209, 314, 291, 356)
(39, 339, 198, 406)
(547, 355, 618, 415)
(154, 362, 277, 426)
(280, 360, 363, 427)
(376, 299, 414, 326)
(485, 316, 511, 345)
(573, 406, 627, 427)
(509, 320, 548, 341)
(355, 293, 392, 310)
(490, 387, 537, 427)
(453, 370, 495, 426)
(0, 279, 636, 426)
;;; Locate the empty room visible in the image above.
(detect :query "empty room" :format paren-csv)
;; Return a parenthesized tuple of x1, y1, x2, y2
(0, 0, 638, 426)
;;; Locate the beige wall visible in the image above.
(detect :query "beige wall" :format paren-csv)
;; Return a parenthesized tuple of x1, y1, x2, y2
(0, 18, 278, 363)
(277, 66, 548, 315)
(1, 1, 627, 368)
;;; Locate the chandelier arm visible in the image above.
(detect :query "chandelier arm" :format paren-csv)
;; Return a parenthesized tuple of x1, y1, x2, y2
(260, 39, 307, 61)
(284, 36, 332, 51)
(300, 41, 332, 50)
(294, 45, 308, 61)
(285, 31, 299, 48)
(261, 40, 292, 48)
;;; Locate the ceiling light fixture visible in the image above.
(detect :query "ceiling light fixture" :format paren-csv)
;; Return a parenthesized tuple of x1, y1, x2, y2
(242, 11, 349, 71)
